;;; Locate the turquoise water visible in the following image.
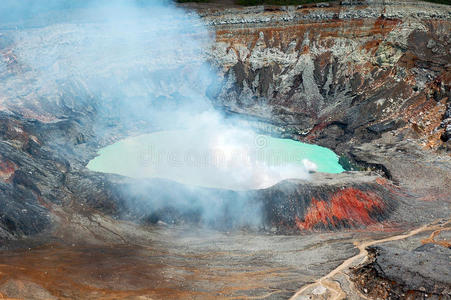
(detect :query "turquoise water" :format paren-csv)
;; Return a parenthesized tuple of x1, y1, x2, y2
(87, 130, 344, 190)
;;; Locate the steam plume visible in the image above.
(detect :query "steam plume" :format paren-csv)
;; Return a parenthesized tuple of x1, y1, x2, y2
(0, 0, 314, 228)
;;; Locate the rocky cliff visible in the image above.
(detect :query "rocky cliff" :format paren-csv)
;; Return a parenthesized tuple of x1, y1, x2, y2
(200, 1, 451, 153)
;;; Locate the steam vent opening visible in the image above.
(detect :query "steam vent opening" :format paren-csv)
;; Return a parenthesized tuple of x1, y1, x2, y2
(87, 129, 344, 190)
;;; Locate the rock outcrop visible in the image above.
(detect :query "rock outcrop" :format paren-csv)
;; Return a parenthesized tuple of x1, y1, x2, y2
(353, 243, 451, 299)
(202, 1, 451, 153)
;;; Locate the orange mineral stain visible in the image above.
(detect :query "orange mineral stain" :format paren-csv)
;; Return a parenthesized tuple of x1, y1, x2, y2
(296, 188, 385, 230)
(0, 159, 17, 182)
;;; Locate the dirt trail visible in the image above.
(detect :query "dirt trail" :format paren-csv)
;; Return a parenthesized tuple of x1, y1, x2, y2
(421, 226, 451, 247)
(290, 219, 450, 300)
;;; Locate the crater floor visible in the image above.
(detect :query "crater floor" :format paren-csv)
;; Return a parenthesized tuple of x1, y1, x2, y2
(0, 214, 408, 299)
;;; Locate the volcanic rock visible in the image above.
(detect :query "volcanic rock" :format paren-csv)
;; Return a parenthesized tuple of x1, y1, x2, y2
(353, 244, 451, 299)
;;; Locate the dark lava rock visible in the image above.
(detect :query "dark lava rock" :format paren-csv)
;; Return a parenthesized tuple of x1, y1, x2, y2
(441, 104, 451, 142)
(0, 182, 51, 238)
(353, 244, 451, 299)
(367, 119, 405, 135)
(0, 111, 100, 239)
(442, 125, 451, 142)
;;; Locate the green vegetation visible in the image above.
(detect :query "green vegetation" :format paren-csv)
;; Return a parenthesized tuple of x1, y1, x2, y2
(176, 0, 450, 5)
(235, 0, 333, 5)
(175, 0, 333, 3)
(176, 0, 210, 3)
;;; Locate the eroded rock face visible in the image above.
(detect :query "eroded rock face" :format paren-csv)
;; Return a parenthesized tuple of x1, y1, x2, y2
(205, 3, 451, 152)
(259, 172, 398, 232)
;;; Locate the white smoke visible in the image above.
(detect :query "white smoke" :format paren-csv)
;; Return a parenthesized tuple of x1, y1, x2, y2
(0, 0, 314, 228)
